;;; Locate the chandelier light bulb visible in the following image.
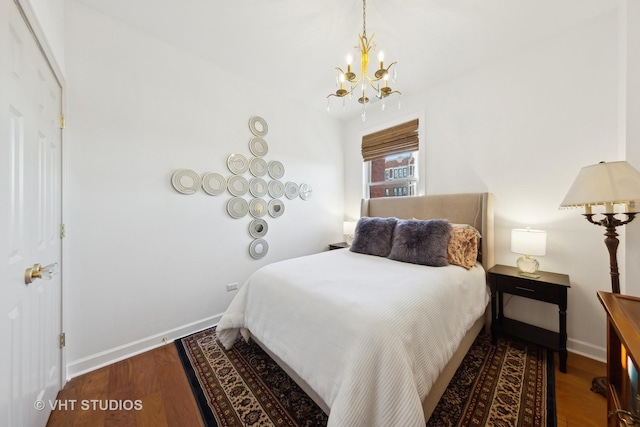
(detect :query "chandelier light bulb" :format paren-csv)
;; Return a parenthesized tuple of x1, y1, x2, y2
(346, 54, 353, 65)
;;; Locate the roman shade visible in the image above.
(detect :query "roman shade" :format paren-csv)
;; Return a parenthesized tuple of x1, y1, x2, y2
(361, 119, 419, 162)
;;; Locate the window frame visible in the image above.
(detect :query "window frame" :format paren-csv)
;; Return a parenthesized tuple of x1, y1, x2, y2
(361, 114, 425, 199)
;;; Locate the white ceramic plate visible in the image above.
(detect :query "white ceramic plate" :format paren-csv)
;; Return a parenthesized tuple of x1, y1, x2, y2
(249, 238, 269, 259)
(268, 199, 285, 218)
(248, 116, 268, 137)
(227, 175, 249, 196)
(268, 180, 285, 198)
(201, 172, 226, 196)
(226, 197, 249, 219)
(249, 137, 269, 157)
(268, 160, 285, 179)
(249, 157, 268, 177)
(249, 219, 268, 239)
(249, 178, 268, 197)
(171, 169, 201, 195)
(249, 198, 268, 218)
(227, 153, 249, 175)
(284, 182, 299, 200)
(299, 183, 313, 200)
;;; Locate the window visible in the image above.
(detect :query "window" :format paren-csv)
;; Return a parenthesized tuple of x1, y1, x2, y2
(362, 119, 419, 199)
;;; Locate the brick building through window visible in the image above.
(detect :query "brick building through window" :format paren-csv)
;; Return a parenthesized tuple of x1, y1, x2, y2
(369, 153, 417, 198)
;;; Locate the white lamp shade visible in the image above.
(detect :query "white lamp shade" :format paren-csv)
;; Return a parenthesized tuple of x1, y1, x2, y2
(343, 221, 357, 236)
(560, 161, 640, 212)
(511, 228, 546, 256)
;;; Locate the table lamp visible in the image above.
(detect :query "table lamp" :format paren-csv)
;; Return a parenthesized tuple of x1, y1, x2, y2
(511, 228, 547, 278)
(343, 221, 357, 244)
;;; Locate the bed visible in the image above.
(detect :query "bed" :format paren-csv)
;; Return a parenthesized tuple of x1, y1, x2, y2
(217, 192, 494, 426)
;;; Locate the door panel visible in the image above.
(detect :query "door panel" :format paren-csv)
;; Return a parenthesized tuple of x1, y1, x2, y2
(1, 0, 63, 425)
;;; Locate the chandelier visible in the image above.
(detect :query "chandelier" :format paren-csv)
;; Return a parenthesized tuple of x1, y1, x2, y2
(327, 0, 401, 121)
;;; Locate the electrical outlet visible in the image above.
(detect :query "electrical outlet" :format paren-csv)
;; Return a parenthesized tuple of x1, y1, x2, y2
(226, 282, 238, 292)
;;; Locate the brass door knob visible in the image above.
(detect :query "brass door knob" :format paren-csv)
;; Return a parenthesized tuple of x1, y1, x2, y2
(25, 263, 59, 285)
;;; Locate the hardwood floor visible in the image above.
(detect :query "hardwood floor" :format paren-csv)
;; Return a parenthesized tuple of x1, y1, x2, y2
(555, 352, 607, 427)
(48, 344, 607, 427)
(47, 344, 203, 427)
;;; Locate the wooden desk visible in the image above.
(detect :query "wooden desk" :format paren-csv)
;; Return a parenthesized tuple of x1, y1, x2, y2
(598, 291, 640, 426)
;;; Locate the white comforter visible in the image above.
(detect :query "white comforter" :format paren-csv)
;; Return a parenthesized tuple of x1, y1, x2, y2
(217, 249, 488, 427)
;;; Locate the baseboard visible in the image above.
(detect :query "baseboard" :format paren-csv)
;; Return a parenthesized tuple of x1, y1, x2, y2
(66, 313, 222, 380)
(567, 337, 606, 363)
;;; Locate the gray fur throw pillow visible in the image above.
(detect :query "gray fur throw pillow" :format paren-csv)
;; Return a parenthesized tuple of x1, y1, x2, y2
(388, 219, 452, 266)
(349, 217, 398, 257)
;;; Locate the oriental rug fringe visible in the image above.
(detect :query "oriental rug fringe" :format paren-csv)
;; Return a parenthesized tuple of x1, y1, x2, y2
(175, 327, 555, 427)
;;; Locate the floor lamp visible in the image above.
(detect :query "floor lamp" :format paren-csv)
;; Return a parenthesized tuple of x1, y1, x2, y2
(560, 160, 640, 396)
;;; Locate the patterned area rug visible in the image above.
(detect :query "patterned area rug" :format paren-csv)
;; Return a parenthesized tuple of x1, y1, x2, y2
(175, 327, 556, 427)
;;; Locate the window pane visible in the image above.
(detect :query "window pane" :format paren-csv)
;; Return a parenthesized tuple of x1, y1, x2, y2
(367, 151, 418, 199)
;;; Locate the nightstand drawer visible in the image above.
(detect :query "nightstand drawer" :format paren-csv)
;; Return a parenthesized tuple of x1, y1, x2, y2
(494, 275, 562, 304)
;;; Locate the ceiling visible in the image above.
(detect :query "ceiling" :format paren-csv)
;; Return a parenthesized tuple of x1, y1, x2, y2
(73, 0, 617, 121)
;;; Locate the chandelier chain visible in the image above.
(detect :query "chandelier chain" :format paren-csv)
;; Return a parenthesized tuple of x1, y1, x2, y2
(362, 0, 367, 38)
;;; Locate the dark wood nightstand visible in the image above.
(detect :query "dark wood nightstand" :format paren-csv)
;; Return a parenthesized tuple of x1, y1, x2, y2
(488, 264, 571, 373)
(328, 242, 350, 250)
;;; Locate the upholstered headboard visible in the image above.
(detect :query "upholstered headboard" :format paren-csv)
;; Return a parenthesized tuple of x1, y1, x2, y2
(361, 193, 495, 270)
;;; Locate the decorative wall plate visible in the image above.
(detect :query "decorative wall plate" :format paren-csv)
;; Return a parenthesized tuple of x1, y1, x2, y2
(284, 182, 299, 199)
(201, 172, 227, 196)
(249, 238, 269, 259)
(299, 183, 313, 200)
(227, 175, 249, 196)
(249, 178, 268, 197)
(171, 169, 201, 195)
(268, 161, 285, 179)
(249, 219, 268, 239)
(268, 199, 285, 218)
(267, 180, 285, 198)
(249, 198, 268, 218)
(249, 137, 269, 157)
(249, 157, 268, 177)
(227, 153, 249, 175)
(227, 197, 249, 219)
(249, 116, 268, 137)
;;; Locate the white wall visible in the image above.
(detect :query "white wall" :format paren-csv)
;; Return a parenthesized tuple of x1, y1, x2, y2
(622, 1, 640, 296)
(64, 2, 344, 376)
(344, 10, 620, 361)
(23, 0, 65, 73)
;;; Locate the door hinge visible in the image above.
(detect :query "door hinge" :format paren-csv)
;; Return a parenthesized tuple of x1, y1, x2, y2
(59, 114, 65, 129)
(59, 332, 66, 348)
(59, 223, 66, 239)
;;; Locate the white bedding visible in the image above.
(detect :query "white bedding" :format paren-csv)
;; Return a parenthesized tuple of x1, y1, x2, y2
(217, 249, 488, 427)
